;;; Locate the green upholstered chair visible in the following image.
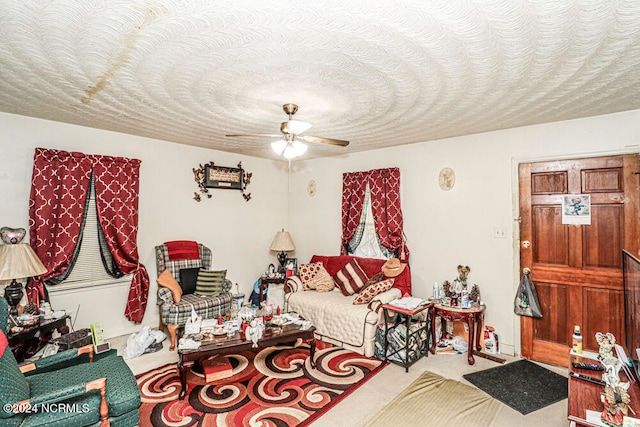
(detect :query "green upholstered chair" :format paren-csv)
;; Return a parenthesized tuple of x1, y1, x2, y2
(0, 297, 141, 427)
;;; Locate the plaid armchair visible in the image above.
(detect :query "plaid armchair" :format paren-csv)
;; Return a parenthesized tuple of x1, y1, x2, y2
(155, 242, 232, 350)
(0, 297, 141, 427)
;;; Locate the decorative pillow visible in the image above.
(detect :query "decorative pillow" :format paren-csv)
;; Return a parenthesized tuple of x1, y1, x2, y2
(305, 265, 335, 293)
(353, 278, 394, 305)
(179, 267, 201, 295)
(364, 272, 385, 288)
(297, 262, 323, 290)
(157, 269, 182, 303)
(195, 269, 227, 296)
(333, 259, 368, 296)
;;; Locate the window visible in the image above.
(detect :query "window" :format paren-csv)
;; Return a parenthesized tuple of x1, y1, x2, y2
(346, 185, 396, 259)
(341, 167, 408, 261)
(49, 182, 129, 292)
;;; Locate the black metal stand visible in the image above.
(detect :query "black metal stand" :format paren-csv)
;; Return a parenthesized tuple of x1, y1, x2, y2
(382, 305, 431, 372)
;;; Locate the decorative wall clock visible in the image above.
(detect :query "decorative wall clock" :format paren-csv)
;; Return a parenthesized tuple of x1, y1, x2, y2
(438, 167, 455, 191)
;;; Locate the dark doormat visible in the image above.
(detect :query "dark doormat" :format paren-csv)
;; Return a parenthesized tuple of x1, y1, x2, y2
(463, 359, 568, 415)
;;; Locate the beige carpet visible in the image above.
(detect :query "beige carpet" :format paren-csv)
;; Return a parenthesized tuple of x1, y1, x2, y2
(365, 370, 504, 427)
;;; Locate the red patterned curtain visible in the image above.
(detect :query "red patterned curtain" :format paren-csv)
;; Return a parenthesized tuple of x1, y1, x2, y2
(28, 148, 148, 322)
(340, 167, 409, 261)
(340, 171, 368, 254)
(92, 155, 149, 323)
(368, 167, 409, 261)
(28, 148, 92, 309)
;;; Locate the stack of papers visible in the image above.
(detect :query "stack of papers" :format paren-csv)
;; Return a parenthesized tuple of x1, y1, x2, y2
(388, 297, 423, 310)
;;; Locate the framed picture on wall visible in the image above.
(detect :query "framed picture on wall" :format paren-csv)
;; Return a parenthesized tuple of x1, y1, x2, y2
(204, 164, 244, 190)
(285, 258, 297, 276)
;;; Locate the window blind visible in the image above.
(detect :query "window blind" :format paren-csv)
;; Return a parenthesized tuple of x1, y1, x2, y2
(52, 184, 129, 291)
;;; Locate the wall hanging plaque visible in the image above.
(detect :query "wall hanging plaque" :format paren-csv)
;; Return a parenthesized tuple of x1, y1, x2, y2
(438, 167, 455, 191)
(193, 161, 252, 202)
(205, 165, 244, 189)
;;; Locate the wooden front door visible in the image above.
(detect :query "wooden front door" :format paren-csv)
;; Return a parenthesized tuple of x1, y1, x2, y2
(519, 155, 640, 367)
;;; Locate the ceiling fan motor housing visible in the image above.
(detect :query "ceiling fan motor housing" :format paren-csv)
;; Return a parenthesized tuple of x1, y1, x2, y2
(283, 103, 298, 117)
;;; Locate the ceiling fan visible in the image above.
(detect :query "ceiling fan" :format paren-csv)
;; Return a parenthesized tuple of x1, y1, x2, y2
(226, 103, 349, 159)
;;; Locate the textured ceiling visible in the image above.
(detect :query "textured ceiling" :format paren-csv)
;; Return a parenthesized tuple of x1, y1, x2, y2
(1, 1, 639, 161)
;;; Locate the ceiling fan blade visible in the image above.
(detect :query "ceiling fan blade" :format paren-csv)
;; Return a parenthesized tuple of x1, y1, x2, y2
(225, 133, 282, 138)
(300, 135, 349, 147)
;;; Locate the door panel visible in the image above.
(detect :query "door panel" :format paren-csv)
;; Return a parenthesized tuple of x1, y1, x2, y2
(581, 168, 622, 193)
(534, 282, 568, 343)
(532, 206, 568, 265)
(582, 287, 624, 350)
(519, 154, 639, 367)
(582, 205, 623, 268)
(532, 172, 568, 194)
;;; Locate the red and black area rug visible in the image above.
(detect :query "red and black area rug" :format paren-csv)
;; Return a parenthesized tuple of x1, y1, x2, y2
(136, 342, 386, 426)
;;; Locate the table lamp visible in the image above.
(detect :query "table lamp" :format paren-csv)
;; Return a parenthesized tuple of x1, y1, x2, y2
(0, 241, 47, 316)
(269, 229, 295, 272)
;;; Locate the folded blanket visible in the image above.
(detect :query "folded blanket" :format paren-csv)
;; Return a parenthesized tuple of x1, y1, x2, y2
(165, 240, 200, 261)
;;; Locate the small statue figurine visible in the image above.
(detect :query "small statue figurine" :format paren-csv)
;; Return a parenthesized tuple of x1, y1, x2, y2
(596, 332, 631, 427)
(452, 265, 471, 294)
(596, 332, 616, 361)
(184, 308, 202, 335)
(246, 319, 264, 348)
(442, 281, 452, 298)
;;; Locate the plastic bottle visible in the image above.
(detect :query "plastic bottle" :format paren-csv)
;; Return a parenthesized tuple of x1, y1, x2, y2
(572, 325, 583, 354)
(484, 326, 498, 354)
(461, 289, 469, 308)
(433, 282, 439, 299)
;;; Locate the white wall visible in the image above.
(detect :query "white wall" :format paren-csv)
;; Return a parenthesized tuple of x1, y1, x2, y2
(0, 112, 289, 338)
(288, 109, 640, 356)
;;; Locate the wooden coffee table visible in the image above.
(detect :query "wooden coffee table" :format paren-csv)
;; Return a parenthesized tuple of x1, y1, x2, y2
(177, 322, 316, 399)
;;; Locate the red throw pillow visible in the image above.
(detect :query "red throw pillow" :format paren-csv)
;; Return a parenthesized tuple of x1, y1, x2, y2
(333, 259, 368, 296)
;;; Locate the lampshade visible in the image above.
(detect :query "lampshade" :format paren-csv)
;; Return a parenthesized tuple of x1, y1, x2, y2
(284, 141, 307, 159)
(271, 139, 288, 155)
(271, 138, 308, 159)
(285, 120, 312, 135)
(0, 243, 47, 280)
(269, 231, 296, 252)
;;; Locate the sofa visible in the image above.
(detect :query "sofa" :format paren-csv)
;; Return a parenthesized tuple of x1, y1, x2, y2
(284, 255, 411, 357)
(155, 241, 232, 350)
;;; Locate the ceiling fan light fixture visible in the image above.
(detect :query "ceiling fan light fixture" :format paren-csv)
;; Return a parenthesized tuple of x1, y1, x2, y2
(289, 140, 307, 158)
(271, 139, 288, 155)
(229, 103, 348, 158)
(272, 138, 307, 159)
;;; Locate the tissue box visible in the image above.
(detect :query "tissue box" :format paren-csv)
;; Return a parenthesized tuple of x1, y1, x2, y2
(52, 328, 92, 350)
